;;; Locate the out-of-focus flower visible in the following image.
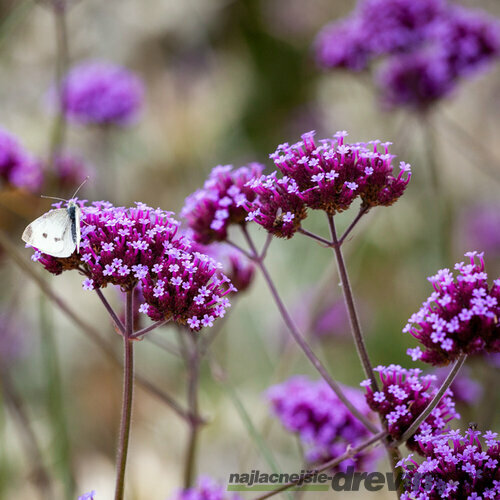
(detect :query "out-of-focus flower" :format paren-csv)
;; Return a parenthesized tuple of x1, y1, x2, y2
(377, 50, 455, 110)
(0, 310, 27, 368)
(51, 152, 94, 190)
(432, 366, 482, 406)
(486, 353, 500, 369)
(315, 18, 371, 71)
(169, 476, 242, 500)
(181, 164, 264, 245)
(244, 131, 410, 238)
(398, 429, 500, 499)
(60, 61, 143, 126)
(314, 0, 500, 110)
(30, 201, 234, 331)
(267, 376, 380, 471)
(460, 204, 500, 256)
(0, 128, 43, 192)
(78, 491, 96, 500)
(362, 364, 459, 452)
(404, 251, 500, 366)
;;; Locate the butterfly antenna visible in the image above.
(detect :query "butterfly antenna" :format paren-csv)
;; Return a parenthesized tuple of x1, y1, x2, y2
(71, 176, 90, 199)
(40, 195, 67, 202)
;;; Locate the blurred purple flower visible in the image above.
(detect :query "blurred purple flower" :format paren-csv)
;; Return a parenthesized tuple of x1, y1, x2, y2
(0, 311, 27, 367)
(169, 476, 242, 500)
(404, 251, 500, 366)
(398, 429, 500, 499)
(0, 128, 43, 192)
(460, 204, 500, 256)
(51, 152, 94, 190)
(60, 61, 143, 126)
(432, 366, 482, 406)
(363, 364, 459, 452)
(267, 376, 380, 472)
(30, 201, 234, 331)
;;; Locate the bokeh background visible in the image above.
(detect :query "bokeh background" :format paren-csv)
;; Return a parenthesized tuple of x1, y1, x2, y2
(0, 0, 499, 498)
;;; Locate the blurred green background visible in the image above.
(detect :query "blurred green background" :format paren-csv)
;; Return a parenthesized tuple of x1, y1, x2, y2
(0, 0, 499, 498)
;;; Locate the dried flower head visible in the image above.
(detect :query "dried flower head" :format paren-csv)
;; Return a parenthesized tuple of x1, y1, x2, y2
(60, 61, 143, 126)
(362, 364, 459, 452)
(170, 476, 242, 500)
(181, 163, 264, 245)
(244, 131, 410, 238)
(0, 128, 43, 192)
(405, 252, 500, 366)
(267, 376, 380, 471)
(30, 201, 233, 331)
(398, 428, 500, 499)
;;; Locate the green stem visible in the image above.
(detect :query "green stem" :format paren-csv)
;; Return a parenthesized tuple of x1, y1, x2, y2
(114, 291, 135, 500)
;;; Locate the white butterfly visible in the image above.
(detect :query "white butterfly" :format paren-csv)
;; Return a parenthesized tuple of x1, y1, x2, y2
(21, 179, 87, 258)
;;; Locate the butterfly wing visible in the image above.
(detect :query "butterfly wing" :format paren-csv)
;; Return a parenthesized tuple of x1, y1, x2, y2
(22, 209, 76, 258)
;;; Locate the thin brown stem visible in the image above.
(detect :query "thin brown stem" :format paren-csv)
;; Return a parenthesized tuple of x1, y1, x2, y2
(183, 334, 201, 488)
(397, 354, 467, 446)
(259, 233, 273, 261)
(254, 430, 388, 500)
(338, 206, 369, 246)
(328, 215, 379, 392)
(114, 291, 135, 500)
(95, 288, 126, 335)
(130, 319, 169, 339)
(297, 228, 332, 246)
(240, 226, 379, 434)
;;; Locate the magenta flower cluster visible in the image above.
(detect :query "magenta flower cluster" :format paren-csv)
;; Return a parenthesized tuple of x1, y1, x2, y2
(398, 429, 500, 499)
(405, 252, 500, 366)
(244, 131, 410, 238)
(315, 0, 500, 109)
(31, 201, 234, 331)
(181, 163, 264, 245)
(60, 61, 143, 126)
(362, 365, 459, 452)
(267, 376, 380, 472)
(0, 128, 43, 192)
(170, 476, 242, 500)
(52, 152, 93, 190)
(78, 491, 96, 500)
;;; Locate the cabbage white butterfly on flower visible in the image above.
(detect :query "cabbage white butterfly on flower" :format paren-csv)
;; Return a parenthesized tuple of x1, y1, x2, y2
(21, 178, 87, 258)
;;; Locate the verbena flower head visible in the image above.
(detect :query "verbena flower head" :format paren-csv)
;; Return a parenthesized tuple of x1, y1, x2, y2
(181, 163, 264, 245)
(267, 376, 380, 471)
(244, 131, 411, 238)
(363, 364, 459, 452)
(0, 128, 43, 192)
(169, 476, 242, 500)
(60, 61, 143, 126)
(461, 204, 500, 256)
(52, 152, 94, 190)
(398, 428, 500, 499)
(30, 201, 233, 331)
(404, 251, 500, 365)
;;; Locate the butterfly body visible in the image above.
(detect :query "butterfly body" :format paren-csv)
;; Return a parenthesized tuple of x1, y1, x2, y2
(22, 201, 82, 258)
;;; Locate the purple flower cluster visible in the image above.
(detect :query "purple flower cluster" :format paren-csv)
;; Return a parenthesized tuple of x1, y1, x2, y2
(362, 365, 459, 452)
(244, 131, 410, 238)
(405, 252, 500, 366)
(0, 128, 43, 192)
(315, 0, 500, 109)
(78, 491, 96, 500)
(51, 152, 93, 190)
(267, 376, 380, 472)
(460, 204, 500, 256)
(398, 429, 500, 499)
(31, 201, 234, 331)
(181, 164, 264, 245)
(169, 476, 242, 500)
(60, 61, 143, 126)
(433, 366, 483, 407)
